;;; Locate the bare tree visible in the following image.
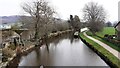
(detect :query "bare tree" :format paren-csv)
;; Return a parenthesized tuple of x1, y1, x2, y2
(83, 2, 106, 34)
(22, 0, 55, 40)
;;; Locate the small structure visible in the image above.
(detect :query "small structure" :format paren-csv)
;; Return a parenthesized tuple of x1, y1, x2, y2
(74, 31, 79, 38)
(114, 21, 120, 40)
(12, 28, 29, 45)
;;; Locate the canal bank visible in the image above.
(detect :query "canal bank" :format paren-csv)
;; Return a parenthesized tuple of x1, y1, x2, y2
(4, 30, 72, 67)
(6, 30, 107, 67)
(80, 32, 120, 68)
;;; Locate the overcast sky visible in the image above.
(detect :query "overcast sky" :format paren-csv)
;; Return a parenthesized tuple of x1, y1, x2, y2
(0, 0, 119, 22)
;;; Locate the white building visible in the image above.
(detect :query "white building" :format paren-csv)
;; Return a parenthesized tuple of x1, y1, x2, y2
(0, 24, 11, 30)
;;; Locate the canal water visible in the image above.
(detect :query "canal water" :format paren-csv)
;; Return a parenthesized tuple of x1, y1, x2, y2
(18, 33, 108, 66)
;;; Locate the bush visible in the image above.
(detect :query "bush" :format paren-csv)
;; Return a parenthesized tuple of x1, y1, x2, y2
(3, 48, 14, 58)
(104, 34, 109, 38)
(8, 43, 16, 50)
(2, 56, 8, 62)
(103, 36, 120, 48)
(108, 35, 113, 39)
(104, 34, 113, 40)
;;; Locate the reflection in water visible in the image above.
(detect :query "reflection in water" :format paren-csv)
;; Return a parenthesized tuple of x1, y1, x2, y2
(18, 32, 108, 66)
(46, 38, 50, 53)
(70, 31, 74, 44)
(35, 47, 41, 66)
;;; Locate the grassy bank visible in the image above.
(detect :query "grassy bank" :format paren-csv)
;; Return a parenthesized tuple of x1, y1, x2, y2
(86, 27, 120, 52)
(80, 32, 120, 68)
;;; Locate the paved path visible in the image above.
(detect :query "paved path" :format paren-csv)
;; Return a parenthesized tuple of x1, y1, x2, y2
(83, 32, 120, 60)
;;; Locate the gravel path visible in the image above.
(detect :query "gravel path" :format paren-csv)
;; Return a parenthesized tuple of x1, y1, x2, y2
(83, 32, 120, 60)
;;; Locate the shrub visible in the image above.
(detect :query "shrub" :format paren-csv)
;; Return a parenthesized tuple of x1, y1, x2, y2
(2, 56, 8, 62)
(104, 34, 109, 38)
(108, 35, 113, 39)
(3, 48, 14, 58)
(8, 43, 16, 50)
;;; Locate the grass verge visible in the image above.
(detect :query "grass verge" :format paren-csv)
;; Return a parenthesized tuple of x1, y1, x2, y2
(80, 32, 120, 68)
(86, 31, 120, 52)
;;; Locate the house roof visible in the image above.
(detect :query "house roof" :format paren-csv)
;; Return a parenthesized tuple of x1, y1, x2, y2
(115, 21, 120, 28)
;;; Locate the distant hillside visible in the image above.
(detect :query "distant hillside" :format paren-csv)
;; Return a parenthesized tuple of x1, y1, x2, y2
(0, 16, 20, 24)
(0, 15, 31, 24)
(0, 15, 66, 27)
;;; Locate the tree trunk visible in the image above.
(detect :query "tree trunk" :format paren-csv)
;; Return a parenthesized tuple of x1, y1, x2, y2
(34, 25, 38, 40)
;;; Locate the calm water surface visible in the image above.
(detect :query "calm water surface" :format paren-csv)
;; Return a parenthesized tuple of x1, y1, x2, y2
(18, 33, 108, 66)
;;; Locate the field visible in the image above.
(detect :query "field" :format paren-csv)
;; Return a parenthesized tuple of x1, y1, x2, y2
(96, 27, 115, 37)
